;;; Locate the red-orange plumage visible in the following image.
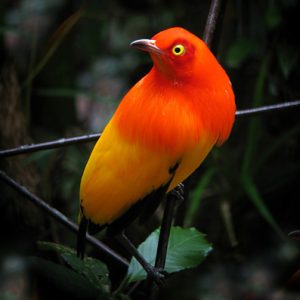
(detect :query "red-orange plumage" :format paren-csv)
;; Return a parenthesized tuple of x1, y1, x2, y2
(79, 27, 236, 226)
(115, 28, 235, 153)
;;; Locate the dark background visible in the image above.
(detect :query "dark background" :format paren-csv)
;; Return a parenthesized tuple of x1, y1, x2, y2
(1, 0, 300, 299)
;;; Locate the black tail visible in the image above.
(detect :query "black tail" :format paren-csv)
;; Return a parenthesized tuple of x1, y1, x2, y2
(77, 215, 88, 259)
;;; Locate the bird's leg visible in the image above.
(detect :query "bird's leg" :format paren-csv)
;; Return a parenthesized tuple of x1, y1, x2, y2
(146, 183, 184, 289)
(157, 183, 184, 265)
(168, 183, 185, 205)
(154, 184, 183, 269)
(77, 215, 88, 259)
(114, 232, 165, 287)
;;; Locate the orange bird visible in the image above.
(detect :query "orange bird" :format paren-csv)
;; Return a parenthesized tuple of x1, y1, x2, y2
(77, 27, 236, 279)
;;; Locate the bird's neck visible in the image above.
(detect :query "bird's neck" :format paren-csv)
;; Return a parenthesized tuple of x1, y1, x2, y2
(113, 69, 217, 156)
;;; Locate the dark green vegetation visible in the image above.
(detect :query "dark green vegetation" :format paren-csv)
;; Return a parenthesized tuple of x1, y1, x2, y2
(1, 1, 300, 299)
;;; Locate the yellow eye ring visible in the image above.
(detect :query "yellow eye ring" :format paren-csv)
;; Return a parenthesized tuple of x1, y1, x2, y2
(172, 44, 185, 56)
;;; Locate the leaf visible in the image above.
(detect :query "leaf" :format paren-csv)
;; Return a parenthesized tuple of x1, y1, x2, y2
(38, 241, 110, 291)
(29, 257, 104, 299)
(126, 227, 212, 283)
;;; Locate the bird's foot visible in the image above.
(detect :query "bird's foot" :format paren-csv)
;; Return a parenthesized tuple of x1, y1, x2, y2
(145, 266, 168, 287)
(168, 183, 184, 204)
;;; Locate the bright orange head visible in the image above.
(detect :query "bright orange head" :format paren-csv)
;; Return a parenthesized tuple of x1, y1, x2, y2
(129, 27, 236, 146)
(131, 27, 228, 87)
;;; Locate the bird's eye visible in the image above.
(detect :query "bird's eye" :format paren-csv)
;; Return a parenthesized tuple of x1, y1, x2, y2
(172, 44, 185, 56)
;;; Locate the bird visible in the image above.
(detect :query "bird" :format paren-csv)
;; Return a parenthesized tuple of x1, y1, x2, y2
(77, 27, 236, 281)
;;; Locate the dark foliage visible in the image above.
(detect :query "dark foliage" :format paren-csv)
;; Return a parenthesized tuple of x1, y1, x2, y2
(1, 0, 300, 299)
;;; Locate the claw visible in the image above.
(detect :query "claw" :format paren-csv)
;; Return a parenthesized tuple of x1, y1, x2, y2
(158, 268, 169, 277)
(147, 266, 168, 287)
(168, 183, 184, 203)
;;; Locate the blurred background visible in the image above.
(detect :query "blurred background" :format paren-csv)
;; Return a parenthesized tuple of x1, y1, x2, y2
(0, 0, 300, 299)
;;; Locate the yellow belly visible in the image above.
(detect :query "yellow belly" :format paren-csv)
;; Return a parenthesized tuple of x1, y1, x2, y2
(168, 139, 214, 191)
(80, 121, 215, 225)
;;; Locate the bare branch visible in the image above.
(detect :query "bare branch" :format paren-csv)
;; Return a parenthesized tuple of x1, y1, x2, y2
(0, 170, 129, 267)
(203, 0, 225, 49)
(235, 100, 300, 117)
(0, 133, 100, 158)
(0, 100, 299, 159)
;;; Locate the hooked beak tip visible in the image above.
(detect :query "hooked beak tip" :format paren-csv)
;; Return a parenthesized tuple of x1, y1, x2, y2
(130, 39, 163, 55)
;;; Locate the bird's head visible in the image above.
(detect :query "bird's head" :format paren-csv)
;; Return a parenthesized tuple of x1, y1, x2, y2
(130, 27, 224, 85)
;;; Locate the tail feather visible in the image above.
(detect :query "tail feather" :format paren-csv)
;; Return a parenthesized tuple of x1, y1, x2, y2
(77, 214, 88, 259)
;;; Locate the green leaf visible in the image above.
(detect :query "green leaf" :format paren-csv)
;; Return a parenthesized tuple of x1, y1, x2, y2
(29, 257, 105, 299)
(126, 227, 212, 283)
(38, 241, 110, 291)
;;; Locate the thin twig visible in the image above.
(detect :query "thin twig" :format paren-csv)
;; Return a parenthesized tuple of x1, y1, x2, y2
(0, 170, 129, 267)
(0, 133, 100, 158)
(0, 101, 299, 159)
(203, 0, 224, 48)
(235, 100, 300, 116)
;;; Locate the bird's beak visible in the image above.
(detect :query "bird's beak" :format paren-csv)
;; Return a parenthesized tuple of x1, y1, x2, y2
(130, 39, 164, 55)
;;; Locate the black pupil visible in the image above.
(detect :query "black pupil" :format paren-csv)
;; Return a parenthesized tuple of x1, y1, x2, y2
(175, 47, 181, 53)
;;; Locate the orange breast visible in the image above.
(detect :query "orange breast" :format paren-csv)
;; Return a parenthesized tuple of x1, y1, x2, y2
(80, 67, 235, 225)
(114, 69, 208, 155)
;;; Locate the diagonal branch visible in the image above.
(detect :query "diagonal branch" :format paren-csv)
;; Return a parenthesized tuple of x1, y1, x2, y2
(0, 170, 129, 267)
(235, 100, 300, 116)
(0, 100, 299, 159)
(0, 133, 100, 158)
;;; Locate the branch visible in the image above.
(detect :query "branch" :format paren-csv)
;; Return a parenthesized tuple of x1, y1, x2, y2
(203, 0, 225, 49)
(235, 100, 300, 116)
(0, 100, 299, 159)
(0, 133, 100, 158)
(0, 170, 129, 267)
